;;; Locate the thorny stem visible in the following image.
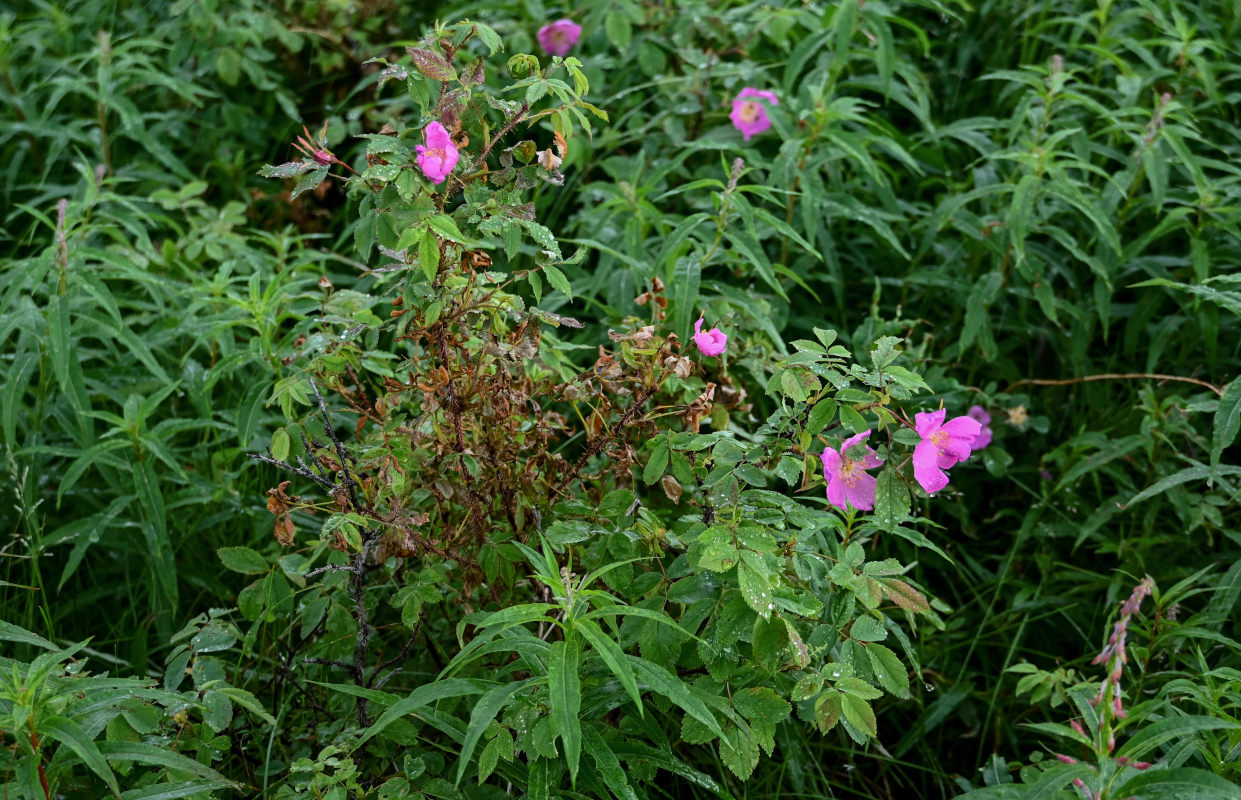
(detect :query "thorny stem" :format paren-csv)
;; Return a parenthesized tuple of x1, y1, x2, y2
(477, 102, 530, 165)
(247, 451, 337, 492)
(349, 530, 380, 726)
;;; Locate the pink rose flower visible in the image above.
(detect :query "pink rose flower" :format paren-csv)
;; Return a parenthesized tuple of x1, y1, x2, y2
(967, 405, 993, 451)
(693, 318, 727, 357)
(537, 19, 582, 57)
(730, 88, 778, 141)
(912, 409, 981, 494)
(821, 431, 884, 511)
(415, 121, 459, 185)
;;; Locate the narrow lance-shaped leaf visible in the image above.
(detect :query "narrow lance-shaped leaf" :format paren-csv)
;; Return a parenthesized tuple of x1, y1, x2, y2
(548, 640, 583, 783)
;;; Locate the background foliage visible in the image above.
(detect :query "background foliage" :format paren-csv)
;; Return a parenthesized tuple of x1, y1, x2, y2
(2, 0, 1240, 798)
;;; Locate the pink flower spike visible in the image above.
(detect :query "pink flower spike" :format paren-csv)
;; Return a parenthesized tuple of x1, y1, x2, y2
(912, 409, 981, 494)
(821, 431, 884, 512)
(730, 88, 778, 141)
(693, 318, 727, 357)
(537, 19, 582, 57)
(968, 405, 993, 451)
(415, 122, 459, 185)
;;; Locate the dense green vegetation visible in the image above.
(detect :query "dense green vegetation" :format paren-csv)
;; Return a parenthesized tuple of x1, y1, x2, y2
(3, 0, 1240, 798)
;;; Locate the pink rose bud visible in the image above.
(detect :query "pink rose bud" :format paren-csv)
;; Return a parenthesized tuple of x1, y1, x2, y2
(537, 19, 582, 57)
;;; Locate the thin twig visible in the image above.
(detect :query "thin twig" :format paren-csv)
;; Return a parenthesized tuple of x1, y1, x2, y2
(477, 102, 530, 164)
(349, 530, 381, 726)
(310, 379, 361, 508)
(370, 622, 422, 690)
(1007, 372, 1223, 397)
(304, 564, 355, 579)
(247, 452, 336, 491)
(304, 657, 352, 671)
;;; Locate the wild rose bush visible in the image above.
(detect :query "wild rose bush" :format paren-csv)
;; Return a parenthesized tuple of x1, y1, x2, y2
(242, 23, 992, 798)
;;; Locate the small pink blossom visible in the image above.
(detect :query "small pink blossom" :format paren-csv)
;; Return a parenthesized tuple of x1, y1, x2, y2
(693, 318, 727, 357)
(821, 431, 883, 511)
(912, 409, 981, 494)
(415, 122, 459, 184)
(537, 19, 582, 57)
(730, 88, 778, 141)
(968, 405, 993, 450)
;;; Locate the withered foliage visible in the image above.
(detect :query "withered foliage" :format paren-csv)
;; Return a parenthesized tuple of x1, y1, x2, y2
(257, 249, 695, 598)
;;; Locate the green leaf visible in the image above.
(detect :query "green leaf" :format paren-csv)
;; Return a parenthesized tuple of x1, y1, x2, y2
(120, 781, 232, 800)
(42, 716, 121, 798)
(420, 227, 441, 283)
(815, 690, 842, 733)
(1117, 716, 1241, 762)
(836, 676, 883, 701)
(1125, 465, 1241, 507)
(733, 463, 768, 487)
(955, 764, 1094, 799)
(850, 615, 887, 642)
(806, 399, 837, 435)
(838, 404, 868, 433)
(867, 643, 910, 697)
(428, 214, 468, 243)
(834, 0, 858, 65)
(548, 640, 582, 782)
(543, 264, 573, 299)
(604, 10, 632, 50)
(270, 427, 290, 462)
(474, 23, 503, 54)
(738, 557, 775, 619)
(840, 694, 876, 737)
(582, 726, 639, 800)
(1212, 376, 1241, 482)
(1113, 767, 1241, 799)
(576, 619, 643, 715)
(96, 742, 237, 788)
(733, 687, 791, 756)
(643, 444, 669, 485)
(696, 526, 739, 572)
(360, 679, 496, 745)
(627, 656, 725, 739)
(215, 47, 241, 86)
(217, 686, 278, 727)
(290, 165, 330, 199)
(456, 680, 533, 785)
(873, 469, 910, 530)
(672, 256, 702, 343)
(217, 547, 268, 575)
(0, 620, 59, 650)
